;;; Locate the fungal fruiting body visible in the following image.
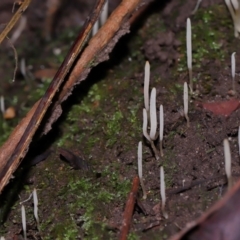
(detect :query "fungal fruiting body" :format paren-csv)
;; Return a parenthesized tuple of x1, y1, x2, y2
(160, 166, 168, 219)
(144, 61, 150, 112)
(143, 108, 150, 141)
(100, 0, 108, 26)
(159, 105, 164, 157)
(186, 18, 193, 93)
(231, 52, 236, 93)
(21, 205, 27, 240)
(183, 82, 190, 127)
(223, 139, 232, 189)
(33, 188, 39, 229)
(225, 0, 240, 37)
(150, 87, 157, 140)
(143, 88, 160, 161)
(138, 141, 147, 199)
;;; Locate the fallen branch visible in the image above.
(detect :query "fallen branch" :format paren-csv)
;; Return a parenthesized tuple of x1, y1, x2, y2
(0, 0, 106, 193)
(42, 0, 146, 134)
(0, 0, 152, 193)
(119, 176, 140, 240)
(0, 0, 32, 45)
(170, 177, 240, 240)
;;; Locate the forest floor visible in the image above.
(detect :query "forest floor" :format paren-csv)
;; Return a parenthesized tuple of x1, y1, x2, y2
(0, 0, 240, 239)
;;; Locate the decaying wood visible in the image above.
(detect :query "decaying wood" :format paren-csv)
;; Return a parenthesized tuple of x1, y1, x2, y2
(42, 0, 144, 134)
(0, 0, 106, 193)
(0, 0, 152, 193)
(119, 176, 139, 240)
(170, 178, 240, 240)
(0, 0, 32, 45)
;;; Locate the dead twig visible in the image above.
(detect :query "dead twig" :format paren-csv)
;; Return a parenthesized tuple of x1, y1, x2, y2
(0, 0, 106, 193)
(119, 176, 139, 240)
(0, 0, 152, 193)
(170, 176, 240, 240)
(167, 174, 240, 195)
(42, 0, 144, 134)
(0, 0, 31, 45)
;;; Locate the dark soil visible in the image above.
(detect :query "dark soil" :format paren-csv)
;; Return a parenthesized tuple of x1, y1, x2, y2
(1, 0, 240, 239)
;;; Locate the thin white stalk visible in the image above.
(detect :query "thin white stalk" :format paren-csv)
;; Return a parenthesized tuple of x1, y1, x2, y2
(223, 139, 232, 189)
(0, 237, 5, 240)
(138, 141, 147, 199)
(231, 52, 236, 93)
(238, 126, 240, 155)
(21, 205, 27, 240)
(20, 58, 26, 79)
(150, 88, 157, 140)
(19, 193, 32, 205)
(144, 61, 150, 112)
(186, 18, 193, 92)
(92, 19, 99, 36)
(231, 0, 239, 10)
(0, 96, 5, 114)
(143, 108, 159, 161)
(100, 0, 108, 26)
(192, 0, 202, 14)
(143, 108, 150, 141)
(159, 105, 164, 157)
(33, 188, 39, 228)
(225, 0, 240, 37)
(183, 82, 190, 127)
(160, 166, 168, 219)
(10, 15, 27, 44)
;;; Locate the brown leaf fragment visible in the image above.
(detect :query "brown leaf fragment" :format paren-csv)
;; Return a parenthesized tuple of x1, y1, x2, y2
(195, 99, 240, 117)
(0, 0, 106, 194)
(59, 148, 90, 170)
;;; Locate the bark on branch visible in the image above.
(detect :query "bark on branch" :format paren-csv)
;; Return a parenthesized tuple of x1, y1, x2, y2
(0, 0, 151, 193)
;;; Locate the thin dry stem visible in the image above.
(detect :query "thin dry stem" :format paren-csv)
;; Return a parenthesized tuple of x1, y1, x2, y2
(0, 0, 31, 45)
(150, 140, 160, 161)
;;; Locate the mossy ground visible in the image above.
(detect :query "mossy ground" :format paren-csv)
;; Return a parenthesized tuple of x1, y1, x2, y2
(0, 1, 239, 239)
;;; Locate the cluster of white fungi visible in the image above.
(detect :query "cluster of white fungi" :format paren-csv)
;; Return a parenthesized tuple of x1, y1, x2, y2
(11, 188, 40, 240)
(2, 2, 240, 238)
(137, 13, 240, 219)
